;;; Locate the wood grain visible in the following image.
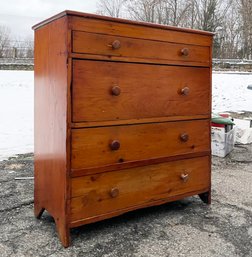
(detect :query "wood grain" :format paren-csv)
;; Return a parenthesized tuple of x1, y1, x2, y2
(34, 16, 70, 247)
(70, 156, 210, 222)
(71, 120, 210, 170)
(72, 31, 210, 67)
(72, 60, 210, 122)
(69, 15, 213, 46)
(71, 115, 210, 128)
(70, 53, 211, 67)
(70, 188, 209, 228)
(70, 151, 210, 177)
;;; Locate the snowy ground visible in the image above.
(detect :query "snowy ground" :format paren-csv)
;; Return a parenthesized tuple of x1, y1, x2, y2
(212, 71, 252, 112)
(0, 70, 252, 160)
(0, 70, 33, 160)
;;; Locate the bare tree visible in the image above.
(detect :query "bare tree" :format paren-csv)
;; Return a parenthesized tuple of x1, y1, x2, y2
(0, 25, 11, 58)
(126, 0, 191, 26)
(97, 0, 127, 18)
(25, 39, 34, 58)
(156, 0, 191, 26)
(219, 3, 241, 58)
(238, 0, 252, 59)
(127, 0, 158, 23)
(194, 0, 221, 32)
(12, 37, 34, 58)
(164, 0, 191, 26)
(189, 0, 197, 29)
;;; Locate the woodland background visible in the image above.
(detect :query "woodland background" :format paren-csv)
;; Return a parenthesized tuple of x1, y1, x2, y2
(0, 0, 251, 59)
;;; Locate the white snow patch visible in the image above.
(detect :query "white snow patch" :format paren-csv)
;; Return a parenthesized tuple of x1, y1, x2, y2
(212, 72, 252, 112)
(0, 70, 33, 160)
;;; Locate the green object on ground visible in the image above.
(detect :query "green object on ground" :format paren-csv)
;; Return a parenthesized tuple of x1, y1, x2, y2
(212, 114, 235, 125)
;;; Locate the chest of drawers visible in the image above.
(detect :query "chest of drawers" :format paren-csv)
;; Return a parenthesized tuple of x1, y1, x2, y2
(33, 10, 213, 247)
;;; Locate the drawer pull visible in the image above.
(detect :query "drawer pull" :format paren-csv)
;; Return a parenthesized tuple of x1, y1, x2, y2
(180, 133, 189, 142)
(111, 85, 121, 96)
(180, 173, 189, 182)
(181, 48, 189, 56)
(180, 87, 190, 96)
(110, 140, 120, 150)
(110, 40, 121, 50)
(110, 188, 119, 198)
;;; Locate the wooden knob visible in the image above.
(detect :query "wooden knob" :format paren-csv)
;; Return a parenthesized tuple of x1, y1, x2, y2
(110, 188, 119, 198)
(180, 173, 189, 182)
(111, 85, 121, 96)
(180, 133, 189, 142)
(111, 40, 121, 50)
(181, 48, 189, 56)
(110, 140, 120, 150)
(180, 87, 190, 96)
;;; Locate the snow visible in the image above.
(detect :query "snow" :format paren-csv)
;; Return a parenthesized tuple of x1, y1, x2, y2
(212, 72, 252, 112)
(0, 70, 252, 161)
(0, 70, 33, 160)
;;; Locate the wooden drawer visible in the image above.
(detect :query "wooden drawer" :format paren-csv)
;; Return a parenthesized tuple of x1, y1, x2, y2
(72, 31, 210, 67)
(71, 120, 210, 170)
(72, 60, 210, 123)
(70, 156, 210, 224)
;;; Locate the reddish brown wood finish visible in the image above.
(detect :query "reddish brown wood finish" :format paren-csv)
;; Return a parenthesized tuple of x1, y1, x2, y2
(69, 188, 209, 228)
(69, 17, 212, 45)
(70, 115, 210, 128)
(72, 60, 210, 122)
(71, 120, 210, 170)
(72, 31, 210, 67)
(34, 16, 70, 247)
(70, 156, 210, 224)
(34, 10, 213, 247)
(70, 151, 210, 177)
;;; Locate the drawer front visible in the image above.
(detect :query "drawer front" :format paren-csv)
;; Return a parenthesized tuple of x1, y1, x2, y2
(70, 156, 210, 222)
(72, 31, 210, 66)
(72, 60, 210, 123)
(71, 120, 210, 170)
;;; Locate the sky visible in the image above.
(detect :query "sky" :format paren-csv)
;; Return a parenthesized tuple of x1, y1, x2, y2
(0, 0, 98, 40)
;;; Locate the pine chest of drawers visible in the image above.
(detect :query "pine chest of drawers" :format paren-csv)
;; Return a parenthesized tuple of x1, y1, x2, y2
(33, 10, 213, 247)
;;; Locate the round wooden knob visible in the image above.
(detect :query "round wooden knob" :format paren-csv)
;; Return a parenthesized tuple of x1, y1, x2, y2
(112, 40, 121, 50)
(180, 133, 189, 142)
(181, 48, 189, 56)
(180, 173, 189, 182)
(110, 140, 120, 150)
(110, 188, 119, 198)
(181, 87, 190, 96)
(111, 85, 121, 96)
